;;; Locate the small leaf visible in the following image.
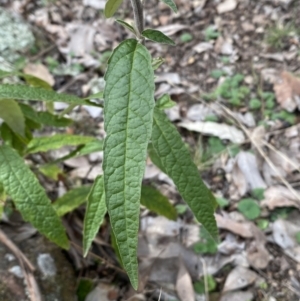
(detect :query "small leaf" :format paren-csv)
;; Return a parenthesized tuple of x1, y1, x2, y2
(116, 19, 136, 35)
(37, 112, 73, 127)
(142, 29, 175, 46)
(0, 84, 101, 107)
(216, 197, 229, 208)
(83, 176, 107, 256)
(151, 108, 218, 239)
(194, 275, 216, 294)
(237, 198, 261, 220)
(140, 185, 177, 220)
(53, 186, 91, 217)
(39, 164, 63, 181)
(104, 0, 124, 18)
(151, 57, 164, 70)
(160, 0, 178, 13)
(251, 188, 265, 201)
(156, 94, 176, 110)
(26, 134, 96, 154)
(0, 99, 25, 137)
(0, 145, 69, 249)
(103, 39, 155, 289)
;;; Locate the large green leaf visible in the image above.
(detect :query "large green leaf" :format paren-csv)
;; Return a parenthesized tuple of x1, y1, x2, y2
(142, 29, 175, 46)
(104, 0, 124, 18)
(103, 39, 155, 289)
(0, 145, 69, 249)
(0, 99, 25, 137)
(151, 108, 218, 239)
(26, 134, 96, 154)
(53, 186, 91, 216)
(160, 0, 178, 13)
(0, 85, 100, 107)
(141, 185, 177, 220)
(83, 176, 107, 256)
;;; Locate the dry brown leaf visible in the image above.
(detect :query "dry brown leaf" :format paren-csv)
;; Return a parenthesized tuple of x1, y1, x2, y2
(178, 121, 245, 144)
(273, 71, 300, 112)
(247, 241, 270, 269)
(223, 266, 257, 292)
(220, 291, 254, 301)
(215, 214, 253, 238)
(261, 186, 299, 210)
(23, 63, 55, 87)
(176, 258, 195, 301)
(217, 0, 238, 14)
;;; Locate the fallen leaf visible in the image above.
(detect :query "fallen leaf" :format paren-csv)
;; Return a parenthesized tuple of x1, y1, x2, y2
(176, 258, 195, 301)
(220, 291, 254, 301)
(235, 151, 267, 190)
(261, 186, 299, 210)
(215, 214, 253, 238)
(274, 71, 300, 112)
(23, 63, 55, 87)
(157, 24, 188, 36)
(83, 0, 105, 9)
(223, 266, 257, 292)
(178, 121, 245, 144)
(217, 0, 238, 14)
(193, 42, 213, 54)
(68, 24, 96, 56)
(247, 241, 270, 269)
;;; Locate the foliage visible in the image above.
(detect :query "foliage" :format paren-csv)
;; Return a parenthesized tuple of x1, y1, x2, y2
(194, 275, 217, 294)
(204, 74, 250, 106)
(266, 23, 298, 50)
(193, 227, 218, 255)
(237, 198, 261, 220)
(0, 0, 218, 290)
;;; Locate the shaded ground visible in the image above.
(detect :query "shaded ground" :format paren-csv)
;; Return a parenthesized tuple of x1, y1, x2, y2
(1, 0, 300, 300)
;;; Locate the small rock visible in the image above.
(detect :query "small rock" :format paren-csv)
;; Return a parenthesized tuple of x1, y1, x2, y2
(37, 253, 57, 278)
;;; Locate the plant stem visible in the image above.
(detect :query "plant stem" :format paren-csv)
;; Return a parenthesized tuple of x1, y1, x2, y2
(130, 0, 144, 38)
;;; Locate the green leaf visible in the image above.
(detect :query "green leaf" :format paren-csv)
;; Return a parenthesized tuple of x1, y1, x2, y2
(193, 227, 218, 254)
(295, 232, 300, 244)
(237, 198, 261, 220)
(26, 134, 96, 154)
(151, 57, 164, 70)
(151, 108, 218, 239)
(216, 197, 229, 208)
(160, 0, 178, 13)
(0, 69, 52, 90)
(103, 39, 155, 290)
(0, 85, 101, 107)
(194, 275, 216, 294)
(37, 112, 73, 127)
(249, 98, 262, 110)
(83, 176, 107, 256)
(116, 19, 136, 35)
(53, 186, 91, 216)
(0, 99, 25, 137)
(0, 145, 69, 249)
(140, 185, 177, 220)
(180, 33, 193, 43)
(104, 0, 124, 18)
(142, 29, 175, 46)
(156, 94, 176, 110)
(251, 188, 265, 201)
(39, 164, 63, 181)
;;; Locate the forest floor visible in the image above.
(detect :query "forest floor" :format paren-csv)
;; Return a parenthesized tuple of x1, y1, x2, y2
(1, 0, 300, 300)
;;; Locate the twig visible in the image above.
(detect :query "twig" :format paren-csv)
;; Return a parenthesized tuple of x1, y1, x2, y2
(0, 229, 35, 272)
(200, 258, 209, 301)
